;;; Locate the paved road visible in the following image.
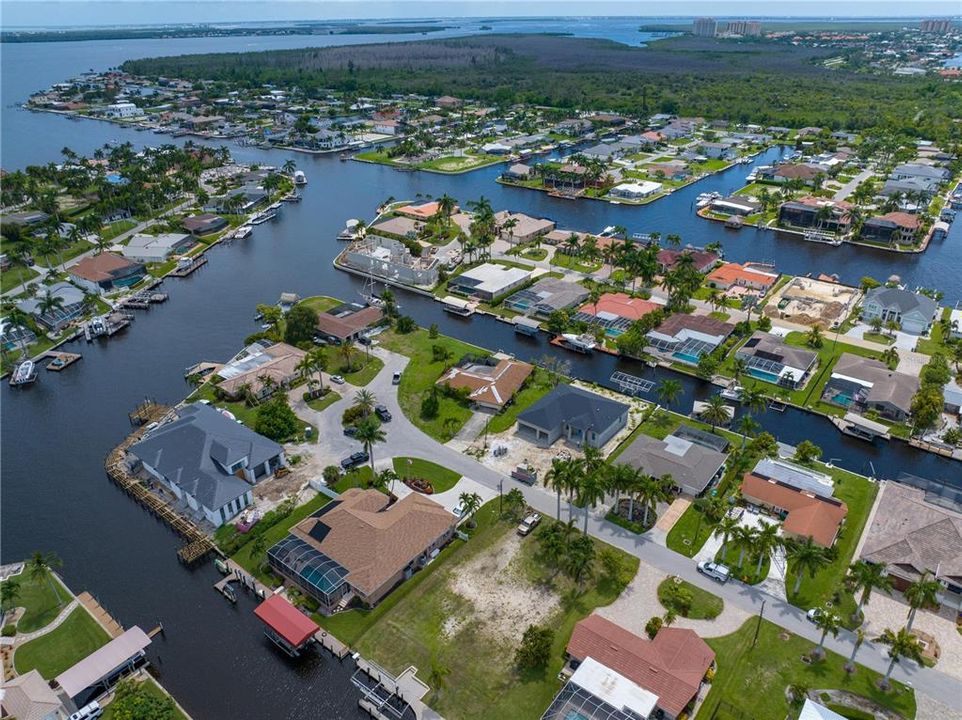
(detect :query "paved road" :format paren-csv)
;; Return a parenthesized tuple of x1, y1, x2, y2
(304, 347, 962, 710)
(833, 168, 875, 202)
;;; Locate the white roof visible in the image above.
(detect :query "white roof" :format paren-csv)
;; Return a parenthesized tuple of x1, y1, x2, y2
(799, 699, 847, 720)
(570, 656, 659, 718)
(55, 626, 150, 698)
(455, 263, 531, 295)
(612, 181, 662, 195)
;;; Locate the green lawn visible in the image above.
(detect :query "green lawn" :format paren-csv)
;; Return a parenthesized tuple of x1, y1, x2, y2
(101, 678, 189, 720)
(1, 265, 40, 292)
(99, 219, 137, 241)
(14, 607, 110, 679)
(12, 570, 73, 633)
(306, 389, 341, 412)
(393, 457, 461, 493)
(376, 328, 487, 441)
(298, 295, 341, 314)
(657, 577, 723, 619)
(550, 253, 603, 274)
(347, 503, 638, 720)
(485, 369, 556, 434)
(419, 154, 502, 173)
(332, 466, 375, 494)
(697, 620, 916, 720)
(716, 543, 770, 585)
(343, 354, 384, 386)
(862, 332, 895, 345)
(36, 239, 93, 268)
(914, 307, 951, 355)
(665, 503, 717, 557)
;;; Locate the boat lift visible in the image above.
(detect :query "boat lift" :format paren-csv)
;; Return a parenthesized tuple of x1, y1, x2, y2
(609, 371, 655, 396)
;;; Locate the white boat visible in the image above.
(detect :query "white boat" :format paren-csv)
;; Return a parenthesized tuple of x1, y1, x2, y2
(293, 170, 307, 185)
(561, 333, 596, 353)
(268, 201, 282, 211)
(235, 226, 252, 239)
(10, 360, 36, 386)
(720, 384, 744, 401)
(249, 211, 276, 225)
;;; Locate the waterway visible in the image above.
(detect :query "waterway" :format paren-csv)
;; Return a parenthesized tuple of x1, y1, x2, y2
(2, 29, 962, 720)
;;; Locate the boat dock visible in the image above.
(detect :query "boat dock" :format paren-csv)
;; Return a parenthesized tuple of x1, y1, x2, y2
(352, 658, 436, 720)
(44, 351, 82, 372)
(105, 402, 221, 566)
(120, 290, 169, 310)
(77, 591, 125, 638)
(169, 256, 208, 277)
(212, 558, 272, 604)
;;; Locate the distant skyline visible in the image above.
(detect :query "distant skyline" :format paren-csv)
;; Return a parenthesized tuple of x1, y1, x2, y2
(1, 1, 959, 29)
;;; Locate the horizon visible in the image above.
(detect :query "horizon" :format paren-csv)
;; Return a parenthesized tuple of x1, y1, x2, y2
(2, 1, 960, 29)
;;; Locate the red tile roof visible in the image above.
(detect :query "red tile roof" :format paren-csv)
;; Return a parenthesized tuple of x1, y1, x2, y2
(741, 473, 848, 547)
(567, 614, 714, 717)
(69, 252, 140, 282)
(579, 293, 660, 321)
(254, 594, 319, 648)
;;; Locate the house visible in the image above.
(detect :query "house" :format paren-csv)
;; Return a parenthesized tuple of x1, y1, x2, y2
(856, 481, 962, 611)
(740, 471, 847, 547)
(504, 277, 589, 317)
(657, 247, 718, 273)
(706, 262, 778, 292)
(880, 177, 939, 199)
(436, 357, 533, 411)
(436, 95, 462, 109)
(0, 319, 37, 352)
(1, 670, 67, 720)
(205, 187, 267, 214)
(17, 281, 87, 331)
(822, 353, 919, 421)
(699, 141, 735, 160)
(395, 201, 452, 220)
(269, 488, 457, 613)
(542, 656, 658, 720)
(516, 384, 629, 448)
(573, 292, 660, 336)
(646, 313, 734, 362)
(565, 614, 715, 720)
(315, 303, 384, 344)
(127, 404, 286, 527)
(862, 287, 938, 335)
(619, 427, 728, 496)
(54, 627, 151, 708)
(254, 594, 320, 656)
(778, 197, 852, 234)
(494, 211, 555, 244)
(861, 212, 921, 245)
(646, 161, 689, 181)
(341, 234, 441, 288)
(121, 232, 194, 262)
(735, 331, 818, 389)
(502, 163, 533, 181)
(891, 163, 950, 184)
(104, 101, 141, 118)
(448, 263, 532, 301)
(369, 215, 422, 239)
(710, 196, 761, 216)
(182, 213, 228, 236)
(609, 181, 662, 200)
(758, 163, 821, 185)
(373, 119, 400, 135)
(215, 342, 306, 401)
(2, 210, 49, 227)
(68, 252, 144, 294)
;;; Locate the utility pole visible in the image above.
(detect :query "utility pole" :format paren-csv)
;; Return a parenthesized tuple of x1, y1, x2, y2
(498, 479, 503, 516)
(752, 598, 767, 649)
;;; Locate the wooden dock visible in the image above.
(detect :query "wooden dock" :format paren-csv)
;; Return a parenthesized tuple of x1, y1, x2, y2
(316, 629, 350, 660)
(104, 403, 221, 566)
(77, 591, 125, 638)
(44, 351, 82, 372)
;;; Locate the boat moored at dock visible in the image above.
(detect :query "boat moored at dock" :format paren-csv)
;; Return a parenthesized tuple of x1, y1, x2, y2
(293, 170, 307, 185)
(9, 360, 37, 386)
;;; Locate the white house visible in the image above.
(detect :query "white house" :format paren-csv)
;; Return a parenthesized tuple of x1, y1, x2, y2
(610, 181, 662, 200)
(105, 102, 142, 119)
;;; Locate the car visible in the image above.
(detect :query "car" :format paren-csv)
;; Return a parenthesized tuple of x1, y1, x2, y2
(340, 450, 369, 470)
(696, 560, 731, 583)
(358, 335, 372, 346)
(806, 608, 823, 623)
(343, 425, 358, 437)
(517, 512, 542, 536)
(392, 371, 402, 385)
(452, 504, 464, 518)
(375, 404, 392, 422)
(330, 374, 345, 385)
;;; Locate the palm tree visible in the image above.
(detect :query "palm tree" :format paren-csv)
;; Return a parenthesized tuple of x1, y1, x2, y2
(636, 473, 672, 529)
(845, 629, 865, 673)
(458, 491, 482, 528)
(806, 325, 823, 348)
(735, 414, 760, 448)
(339, 339, 357, 372)
(741, 386, 768, 416)
(656, 378, 683, 410)
(713, 515, 740, 563)
(732, 525, 758, 569)
(0, 577, 21, 612)
(504, 487, 526, 519)
(811, 609, 842, 659)
(701, 394, 730, 431)
(846, 560, 893, 622)
(28, 551, 63, 606)
(576, 469, 607, 535)
(282, 159, 297, 176)
(563, 534, 596, 585)
(785, 537, 831, 595)
(875, 627, 925, 689)
(904, 571, 941, 631)
(353, 416, 386, 477)
(544, 457, 573, 521)
(754, 521, 783, 577)
(353, 389, 377, 416)
(606, 463, 643, 522)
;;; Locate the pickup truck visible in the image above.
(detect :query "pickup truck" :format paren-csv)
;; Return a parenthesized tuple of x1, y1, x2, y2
(375, 404, 392, 422)
(696, 560, 731, 583)
(517, 512, 542, 536)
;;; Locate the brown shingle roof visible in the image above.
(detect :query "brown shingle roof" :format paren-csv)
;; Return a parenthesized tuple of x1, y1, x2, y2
(315, 306, 383, 341)
(741, 473, 847, 547)
(216, 343, 306, 398)
(651, 312, 735, 339)
(290, 489, 456, 599)
(436, 357, 533, 409)
(69, 252, 140, 282)
(567, 614, 714, 718)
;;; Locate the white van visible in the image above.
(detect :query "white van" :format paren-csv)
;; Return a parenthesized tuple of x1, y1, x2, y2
(69, 701, 103, 720)
(696, 560, 731, 584)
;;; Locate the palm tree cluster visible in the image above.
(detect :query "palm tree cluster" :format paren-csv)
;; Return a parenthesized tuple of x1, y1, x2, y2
(536, 518, 596, 585)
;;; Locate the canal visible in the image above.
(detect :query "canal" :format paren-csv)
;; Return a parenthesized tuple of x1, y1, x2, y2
(1, 32, 961, 720)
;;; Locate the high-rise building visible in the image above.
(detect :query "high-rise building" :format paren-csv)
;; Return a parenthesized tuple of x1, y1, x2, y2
(727, 20, 762, 37)
(692, 17, 718, 38)
(920, 19, 953, 34)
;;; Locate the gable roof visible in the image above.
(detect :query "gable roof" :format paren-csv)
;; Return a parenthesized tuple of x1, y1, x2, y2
(254, 594, 319, 647)
(831, 353, 919, 413)
(864, 287, 937, 318)
(1, 670, 64, 720)
(517, 385, 628, 434)
(315, 305, 383, 340)
(578, 293, 659, 322)
(707, 262, 778, 288)
(619, 433, 727, 495)
(69, 252, 140, 283)
(649, 312, 735, 341)
(55, 627, 151, 699)
(567, 614, 714, 717)
(741, 473, 848, 547)
(436, 357, 533, 409)
(216, 342, 306, 398)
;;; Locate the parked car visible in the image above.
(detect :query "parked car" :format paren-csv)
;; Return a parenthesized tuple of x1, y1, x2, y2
(696, 560, 731, 583)
(392, 371, 402, 385)
(343, 425, 358, 437)
(452, 504, 464, 518)
(806, 608, 823, 623)
(358, 335, 372, 346)
(340, 450, 369, 470)
(69, 702, 103, 720)
(517, 512, 542, 536)
(375, 404, 392, 422)
(330, 374, 345, 384)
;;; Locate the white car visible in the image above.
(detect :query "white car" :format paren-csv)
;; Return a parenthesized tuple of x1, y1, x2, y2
(517, 512, 542, 536)
(452, 504, 464, 518)
(330, 375, 345, 385)
(806, 607, 823, 623)
(696, 560, 731, 583)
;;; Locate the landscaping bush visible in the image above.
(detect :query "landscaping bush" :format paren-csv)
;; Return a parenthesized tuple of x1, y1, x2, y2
(420, 391, 440, 419)
(323, 465, 342, 485)
(395, 315, 416, 333)
(2, 625, 16, 637)
(283, 304, 318, 346)
(515, 624, 554, 669)
(342, 404, 370, 426)
(645, 615, 663, 639)
(254, 396, 300, 441)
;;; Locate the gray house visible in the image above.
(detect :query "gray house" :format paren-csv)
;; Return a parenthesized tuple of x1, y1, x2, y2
(619, 426, 727, 496)
(127, 404, 286, 527)
(823, 353, 919, 421)
(516, 385, 628, 448)
(862, 287, 938, 335)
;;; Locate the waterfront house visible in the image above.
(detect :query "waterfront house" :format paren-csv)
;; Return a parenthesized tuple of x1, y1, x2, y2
(778, 197, 852, 234)
(699, 141, 736, 160)
(340, 234, 440, 288)
(856, 481, 962, 613)
(861, 212, 921, 245)
(127, 404, 285, 527)
(104, 101, 142, 118)
(573, 292, 660, 336)
(516, 384, 628, 449)
(735, 332, 818, 389)
(269, 488, 457, 614)
(504, 276, 589, 317)
(121, 232, 195, 263)
(619, 427, 728, 496)
(0, 319, 37, 352)
(891, 162, 950, 184)
(315, 303, 384, 344)
(16, 281, 87, 331)
(542, 656, 658, 720)
(822, 353, 919, 421)
(68, 252, 144, 295)
(436, 356, 533, 411)
(609, 181, 662, 200)
(757, 163, 821, 185)
(182, 213, 228, 236)
(880, 177, 939, 199)
(740, 470, 847, 548)
(448, 263, 532, 301)
(395, 200, 454, 220)
(1, 670, 67, 720)
(645, 313, 734, 362)
(709, 196, 761, 216)
(369, 215, 422, 239)
(706, 262, 778, 293)
(563, 614, 715, 720)
(656, 247, 719, 274)
(216, 342, 306, 402)
(205, 187, 268, 214)
(502, 163, 533, 181)
(54, 627, 151, 708)
(862, 286, 937, 335)
(494, 211, 555, 244)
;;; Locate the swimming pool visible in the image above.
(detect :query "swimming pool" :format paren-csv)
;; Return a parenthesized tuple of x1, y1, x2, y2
(747, 367, 781, 384)
(672, 351, 701, 364)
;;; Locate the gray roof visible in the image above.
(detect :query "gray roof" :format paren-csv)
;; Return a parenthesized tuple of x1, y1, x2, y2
(864, 287, 938, 319)
(17, 281, 85, 315)
(892, 163, 950, 180)
(528, 277, 589, 313)
(619, 432, 727, 495)
(128, 404, 282, 512)
(831, 353, 919, 413)
(752, 457, 834, 499)
(737, 332, 817, 371)
(517, 385, 628, 434)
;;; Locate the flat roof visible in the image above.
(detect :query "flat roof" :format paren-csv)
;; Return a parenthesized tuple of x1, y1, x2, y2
(570, 657, 659, 719)
(55, 626, 150, 698)
(254, 594, 319, 647)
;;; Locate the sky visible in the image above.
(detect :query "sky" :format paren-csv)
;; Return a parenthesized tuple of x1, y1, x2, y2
(1, 1, 959, 28)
